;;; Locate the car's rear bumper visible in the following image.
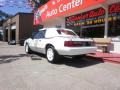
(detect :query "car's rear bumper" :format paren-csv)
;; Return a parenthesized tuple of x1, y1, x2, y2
(57, 47, 97, 56)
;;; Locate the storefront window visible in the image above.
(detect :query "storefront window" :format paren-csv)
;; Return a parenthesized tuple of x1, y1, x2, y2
(108, 2, 120, 37)
(82, 26, 104, 38)
(65, 7, 105, 38)
(66, 2, 120, 38)
(108, 19, 120, 37)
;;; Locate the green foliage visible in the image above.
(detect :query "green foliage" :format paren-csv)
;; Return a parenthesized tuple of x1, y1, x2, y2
(0, 10, 12, 26)
(28, 0, 49, 10)
(0, 10, 11, 19)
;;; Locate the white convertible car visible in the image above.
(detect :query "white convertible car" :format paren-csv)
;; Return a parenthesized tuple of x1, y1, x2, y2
(24, 28, 97, 63)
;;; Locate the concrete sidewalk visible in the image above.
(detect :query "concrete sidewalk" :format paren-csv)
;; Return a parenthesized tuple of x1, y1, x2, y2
(87, 52, 120, 64)
(0, 41, 7, 45)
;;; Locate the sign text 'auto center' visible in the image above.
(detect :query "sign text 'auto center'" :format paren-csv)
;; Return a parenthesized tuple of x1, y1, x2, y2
(46, 0, 83, 17)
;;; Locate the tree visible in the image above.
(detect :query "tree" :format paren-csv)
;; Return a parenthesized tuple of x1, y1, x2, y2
(0, 10, 12, 26)
(27, 0, 49, 10)
(0, 10, 11, 20)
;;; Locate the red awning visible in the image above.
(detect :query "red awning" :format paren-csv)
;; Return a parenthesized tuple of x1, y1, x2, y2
(34, 0, 106, 25)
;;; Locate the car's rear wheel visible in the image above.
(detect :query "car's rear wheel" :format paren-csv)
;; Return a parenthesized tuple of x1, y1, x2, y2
(46, 46, 59, 63)
(25, 44, 32, 54)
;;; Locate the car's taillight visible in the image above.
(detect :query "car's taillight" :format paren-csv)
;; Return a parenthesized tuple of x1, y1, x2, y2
(64, 41, 82, 47)
(64, 41, 95, 47)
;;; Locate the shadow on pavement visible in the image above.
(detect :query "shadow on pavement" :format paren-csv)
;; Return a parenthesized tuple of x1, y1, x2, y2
(30, 52, 45, 60)
(0, 54, 30, 64)
(30, 52, 104, 68)
(55, 57, 104, 68)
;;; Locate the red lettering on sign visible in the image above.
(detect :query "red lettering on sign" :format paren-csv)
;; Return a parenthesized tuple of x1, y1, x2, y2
(109, 3, 120, 14)
(89, 8, 105, 18)
(67, 8, 105, 22)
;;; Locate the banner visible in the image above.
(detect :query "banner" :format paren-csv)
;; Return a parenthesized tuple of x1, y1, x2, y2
(34, 0, 106, 25)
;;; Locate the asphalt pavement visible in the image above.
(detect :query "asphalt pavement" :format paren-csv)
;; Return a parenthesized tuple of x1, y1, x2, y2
(0, 41, 120, 90)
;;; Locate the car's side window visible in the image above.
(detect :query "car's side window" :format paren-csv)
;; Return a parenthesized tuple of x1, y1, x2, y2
(33, 33, 39, 39)
(34, 30, 46, 39)
(38, 30, 46, 38)
(41, 30, 46, 38)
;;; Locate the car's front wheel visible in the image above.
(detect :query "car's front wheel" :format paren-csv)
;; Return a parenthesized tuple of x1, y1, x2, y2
(25, 44, 32, 54)
(46, 46, 59, 63)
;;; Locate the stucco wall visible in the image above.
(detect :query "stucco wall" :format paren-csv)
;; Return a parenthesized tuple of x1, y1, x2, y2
(43, 17, 65, 28)
(19, 13, 34, 41)
(3, 13, 34, 44)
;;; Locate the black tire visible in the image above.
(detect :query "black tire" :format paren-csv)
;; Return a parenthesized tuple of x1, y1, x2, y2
(46, 46, 60, 63)
(25, 44, 32, 54)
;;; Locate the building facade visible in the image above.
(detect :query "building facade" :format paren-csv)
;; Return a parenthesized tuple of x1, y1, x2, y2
(3, 13, 34, 45)
(65, 2, 120, 38)
(34, 0, 120, 53)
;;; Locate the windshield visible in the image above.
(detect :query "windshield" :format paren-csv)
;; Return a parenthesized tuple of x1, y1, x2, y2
(57, 29, 77, 36)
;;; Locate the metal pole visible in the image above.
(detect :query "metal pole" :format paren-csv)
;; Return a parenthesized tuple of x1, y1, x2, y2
(104, 6, 108, 38)
(101, 3, 109, 38)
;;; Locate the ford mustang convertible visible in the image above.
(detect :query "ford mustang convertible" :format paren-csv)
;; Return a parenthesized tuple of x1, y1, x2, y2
(24, 28, 97, 63)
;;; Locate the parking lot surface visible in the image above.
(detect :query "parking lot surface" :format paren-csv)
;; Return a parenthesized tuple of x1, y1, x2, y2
(0, 41, 120, 90)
